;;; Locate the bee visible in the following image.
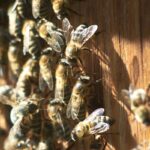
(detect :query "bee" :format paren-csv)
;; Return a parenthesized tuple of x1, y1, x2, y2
(62, 18, 98, 62)
(47, 101, 72, 142)
(39, 47, 60, 92)
(37, 18, 66, 53)
(8, 39, 23, 81)
(16, 58, 39, 101)
(0, 28, 9, 77)
(22, 19, 41, 59)
(71, 108, 114, 141)
(66, 75, 91, 121)
(12, 0, 26, 18)
(31, 0, 52, 20)
(51, 0, 68, 20)
(121, 84, 150, 126)
(8, 4, 23, 39)
(52, 58, 72, 104)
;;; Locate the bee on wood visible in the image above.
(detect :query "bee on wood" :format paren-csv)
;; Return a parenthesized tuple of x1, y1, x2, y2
(37, 18, 66, 53)
(66, 75, 92, 121)
(22, 19, 41, 59)
(8, 4, 23, 40)
(39, 47, 60, 92)
(8, 39, 23, 82)
(16, 58, 39, 101)
(121, 84, 150, 126)
(12, 0, 26, 18)
(62, 18, 98, 66)
(31, 0, 52, 20)
(71, 108, 114, 141)
(0, 28, 9, 77)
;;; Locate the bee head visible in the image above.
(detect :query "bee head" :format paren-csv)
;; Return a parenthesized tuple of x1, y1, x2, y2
(135, 106, 150, 126)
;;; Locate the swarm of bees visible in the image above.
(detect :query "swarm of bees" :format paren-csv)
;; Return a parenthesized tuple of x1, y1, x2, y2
(0, 0, 115, 150)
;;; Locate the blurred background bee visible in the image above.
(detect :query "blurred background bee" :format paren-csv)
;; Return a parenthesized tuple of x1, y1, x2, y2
(31, 0, 52, 20)
(71, 108, 114, 141)
(15, 58, 39, 101)
(62, 18, 98, 67)
(22, 19, 41, 59)
(39, 47, 60, 92)
(37, 18, 66, 53)
(8, 39, 23, 83)
(8, 4, 23, 40)
(66, 75, 92, 121)
(122, 84, 150, 126)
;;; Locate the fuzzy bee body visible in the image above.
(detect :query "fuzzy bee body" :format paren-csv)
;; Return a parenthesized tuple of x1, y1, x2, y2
(66, 75, 91, 121)
(8, 4, 23, 39)
(71, 108, 113, 141)
(122, 85, 150, 126)
(51, 0, 68, 20)
(8, 39, 23, 80)
(39, 48, 60, 92)
(16, 58, 39, 100)
(32, 0, 51, 20)
(37, 19, 66, 53)
(22, 20, 41, 59)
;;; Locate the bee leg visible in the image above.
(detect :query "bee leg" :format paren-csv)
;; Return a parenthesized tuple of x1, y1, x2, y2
(81, 47, 92, 52)
(50, 99, 66, 106)
(66, 7, 83, 16)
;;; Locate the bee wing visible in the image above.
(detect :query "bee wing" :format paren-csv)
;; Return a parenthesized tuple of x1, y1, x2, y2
(80, 25, 98, 46)
(66, 95, 83, 120)
(85, 108, 105, 122)
(23, 25, 30, 55)
(89, 122, 110, 134)
(55, 78, 65, 102)
(57, 112, 65, 135)
(62, 18, 73, 43)
(46, 32, 64, 53)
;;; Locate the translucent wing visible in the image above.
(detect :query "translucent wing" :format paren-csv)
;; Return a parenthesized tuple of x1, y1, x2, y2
(85, 108, 104, 122)
(57, 112, 65, 135)
(80, 25, 98, 46)
(66, 95, 83, 120)
(62, 18, 73, 43)
(23, 25, 30, 55)
(55, 78, 65, 101)
(46, 32, 65, 52)
(89, 122, 110, 134)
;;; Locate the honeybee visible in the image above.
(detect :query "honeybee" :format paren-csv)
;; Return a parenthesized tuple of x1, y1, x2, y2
(53, 58, 72, 104)
(12, 0, 26, 18)
(22, 19, 41, 59)
(8, 4, 23, 39)
(62, 18, 98, 61)
(71, 108, 114, 141)
(47, 101, 72, 142)
(31, 0, 51, 20)
(51, 0, 68, 20)
(16, 58, 39, 101)
(66, 75, 91, 121)
(121, 84, 150, 126)
(8, 39, 23, 81)
(37, 18, 66, 53)
(39, 47, 60, 92)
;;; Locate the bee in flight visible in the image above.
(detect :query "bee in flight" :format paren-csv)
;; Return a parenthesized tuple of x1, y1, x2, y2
(66, 75, 91, 121)
(122, 84, 150, 126)
(71, 108, 114, 141)
(37, 18, 66, 53)
(62, 18, 98, 65)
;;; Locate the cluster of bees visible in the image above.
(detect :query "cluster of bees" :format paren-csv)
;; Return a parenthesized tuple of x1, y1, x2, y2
(1, 0, 149, 150)
(0, 0, 114, 150)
